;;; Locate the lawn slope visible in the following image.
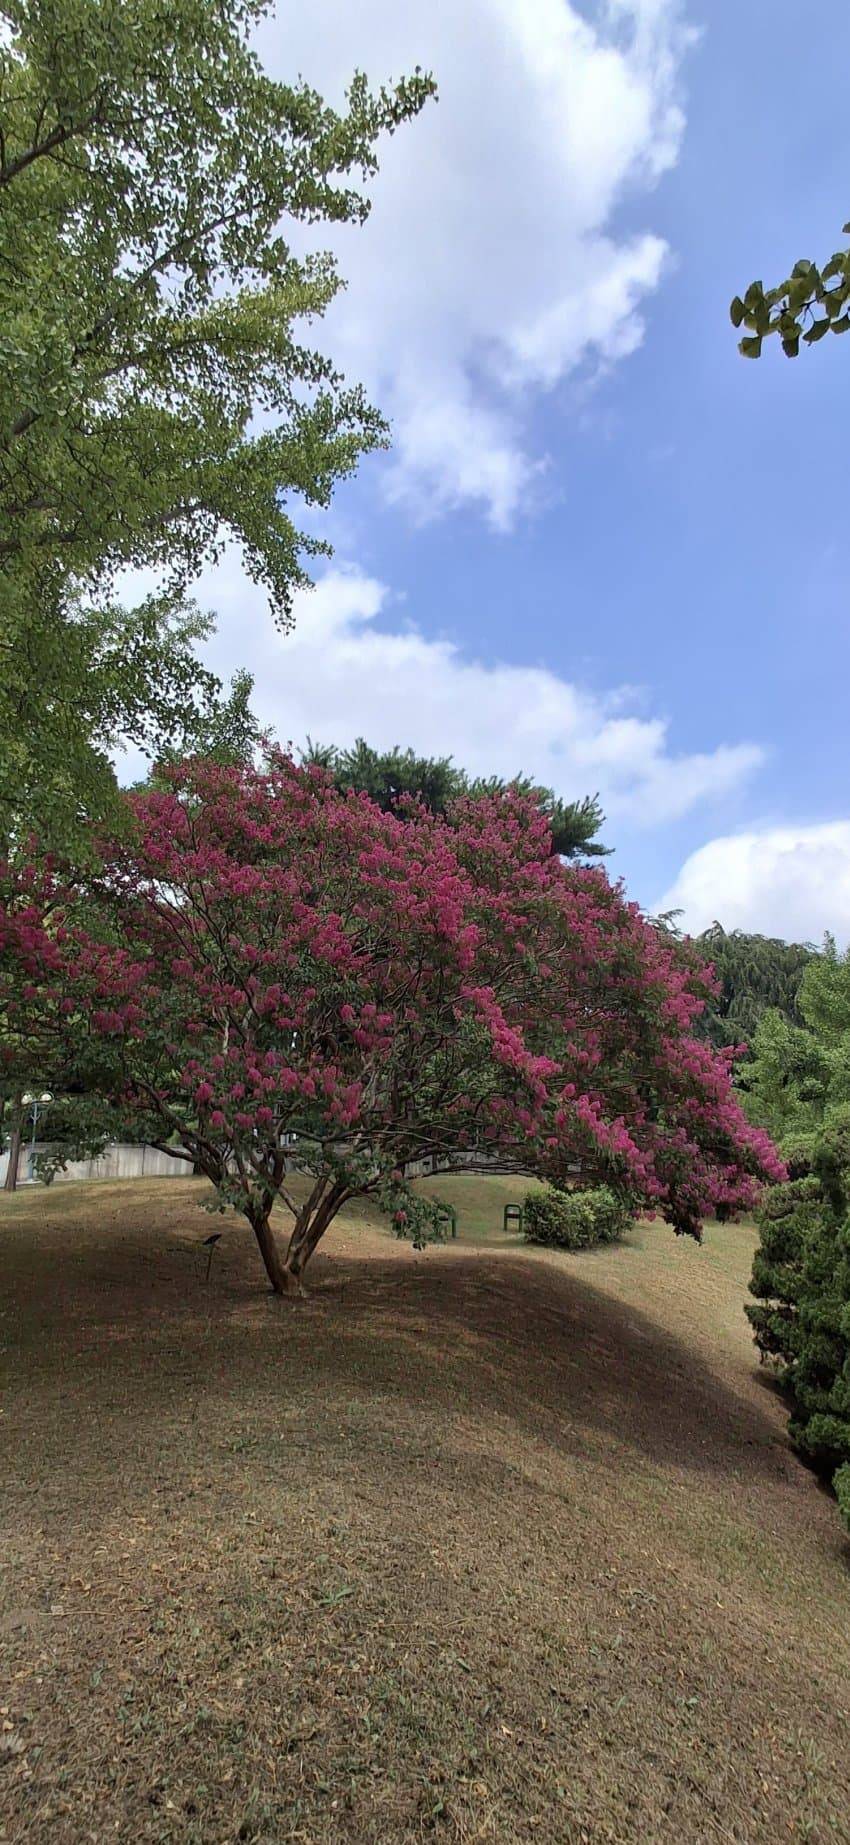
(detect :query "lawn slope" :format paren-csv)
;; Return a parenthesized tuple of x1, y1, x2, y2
(1, 1178, 849, 1843)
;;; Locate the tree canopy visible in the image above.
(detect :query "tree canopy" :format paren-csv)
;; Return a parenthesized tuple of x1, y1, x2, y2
(1, 0, 433, 609)
(0, 0, 434, 852)
(731, 222, 850, 359)
(0, 757, 782, 1291)
(740, 938, 850, 1164)
(691, 922, 813, 1052)
(0, 588, 225, 854)
(304, 737, 607, 860)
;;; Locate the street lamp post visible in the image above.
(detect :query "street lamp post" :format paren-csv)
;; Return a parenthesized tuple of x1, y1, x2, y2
(21, 1091, 53, 1182)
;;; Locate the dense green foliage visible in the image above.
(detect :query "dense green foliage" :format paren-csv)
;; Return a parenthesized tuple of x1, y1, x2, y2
(693, 923, 813, 1052)
(137, 670, 265, 787)
(1, 0, 432, 605)
(747, 1174, 823, 1362)
(732, 222, 850, 358)
(747, 1131, 850, 1536)
(745, 946, 850, 1537)
(742, 939, 850, 1162)
(0, 0, 433, 852)
(304, 737, 607, 860)
(523, 1185, 632, 1250)
(0, 589, 224, 852)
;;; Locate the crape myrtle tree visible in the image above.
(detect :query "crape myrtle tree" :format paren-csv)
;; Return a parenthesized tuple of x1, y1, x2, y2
(0, 666, 261, 1188)
(0, 757, 784, 1294)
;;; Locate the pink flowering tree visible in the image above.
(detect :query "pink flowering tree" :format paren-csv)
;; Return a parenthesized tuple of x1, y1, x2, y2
(0, 756, 784, 1293)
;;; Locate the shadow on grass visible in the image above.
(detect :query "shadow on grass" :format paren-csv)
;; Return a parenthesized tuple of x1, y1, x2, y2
(309, 1248, 795, 1485)
(0, 1210, 795, 1499)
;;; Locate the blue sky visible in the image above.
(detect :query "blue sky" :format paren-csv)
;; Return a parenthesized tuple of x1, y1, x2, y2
(179, 0, 850, 943)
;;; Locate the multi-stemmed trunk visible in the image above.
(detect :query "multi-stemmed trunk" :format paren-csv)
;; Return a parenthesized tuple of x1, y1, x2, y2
(250, 1209, 293, 1293)
(248, 1179, 349, 1296)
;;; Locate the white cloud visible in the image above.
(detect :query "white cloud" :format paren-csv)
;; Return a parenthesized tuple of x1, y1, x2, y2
(176, 556, 763, 829)
(259, 0, 692, 526)
(657, 824, 850, 945)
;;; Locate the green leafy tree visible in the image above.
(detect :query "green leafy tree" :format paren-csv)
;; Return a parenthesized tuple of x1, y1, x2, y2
(0, 953, 118, 1190)
(0, 587, 223, 854)
(692, 923, 813, 1052)
(1, 0, 433, 607)
(135, 670, 265, 790)
(0, 0, 434, 850)
(743, 938, 850, 1159)
(739, 1007, 828, 1166)
(304, 737, 607, 860)
(177, 670, 263, 769)
(731, 223, 850, 358)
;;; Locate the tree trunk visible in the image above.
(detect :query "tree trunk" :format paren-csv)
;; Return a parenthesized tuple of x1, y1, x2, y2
(251, 1185, 348, 1296)
(281, 1186, 346, 1290)
(281, 1224, 313, 1287)
(4, 1115, 22, 1193)
(250, 1210, 302, 1296)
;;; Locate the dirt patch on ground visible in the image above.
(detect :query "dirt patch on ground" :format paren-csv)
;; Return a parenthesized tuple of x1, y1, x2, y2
(1, 1180, 849, 1843)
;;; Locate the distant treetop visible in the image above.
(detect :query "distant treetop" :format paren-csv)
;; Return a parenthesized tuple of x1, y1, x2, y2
(694, 922, 814, 1050)
(302, 737, 608, 861)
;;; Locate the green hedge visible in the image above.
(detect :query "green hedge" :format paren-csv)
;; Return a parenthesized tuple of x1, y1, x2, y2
(523, 1184, 631, 1251)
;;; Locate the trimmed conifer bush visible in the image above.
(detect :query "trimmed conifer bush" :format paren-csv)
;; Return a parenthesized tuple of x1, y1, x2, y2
(747, 1123, 850, 1535)
(523, 1185, 632, 1251)
(745, 1175, 822, 1368)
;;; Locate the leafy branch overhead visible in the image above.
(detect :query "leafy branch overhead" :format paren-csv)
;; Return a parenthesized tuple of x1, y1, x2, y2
(0, 0, 435, 609)
(0, 0, 434, 856)
(731, 224, 850, 358)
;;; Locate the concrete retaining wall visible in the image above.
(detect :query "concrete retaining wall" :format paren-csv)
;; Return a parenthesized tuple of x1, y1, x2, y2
(0, 1142, 194, 1187)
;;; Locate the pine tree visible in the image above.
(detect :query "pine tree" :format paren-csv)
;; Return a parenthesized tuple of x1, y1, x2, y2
(303, 737, 607, 860)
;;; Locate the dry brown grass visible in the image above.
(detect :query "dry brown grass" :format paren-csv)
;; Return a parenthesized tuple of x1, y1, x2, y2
(1, 1176, 849, 1844)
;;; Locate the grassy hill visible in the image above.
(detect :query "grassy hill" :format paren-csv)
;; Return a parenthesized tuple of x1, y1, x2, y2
(1, 1177, 849, 1842)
